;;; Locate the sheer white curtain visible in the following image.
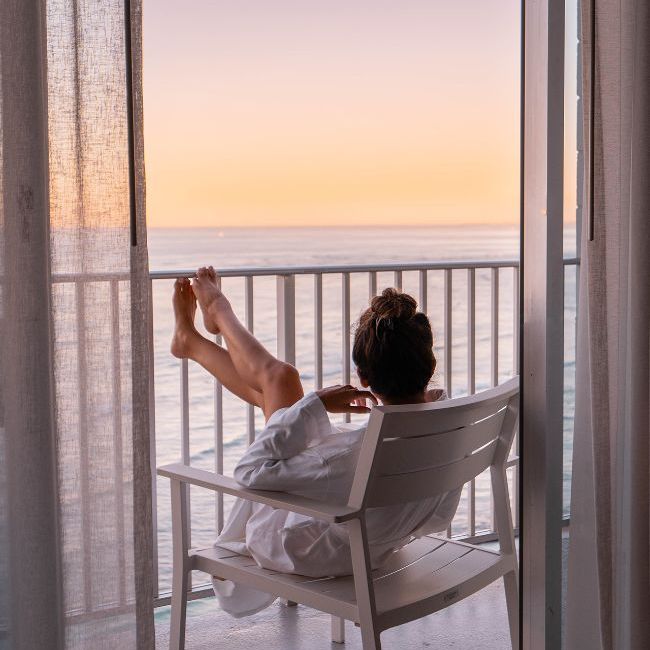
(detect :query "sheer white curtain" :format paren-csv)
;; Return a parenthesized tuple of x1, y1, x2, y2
(1, 1, 154, 648)
(566, 1, 650, 649)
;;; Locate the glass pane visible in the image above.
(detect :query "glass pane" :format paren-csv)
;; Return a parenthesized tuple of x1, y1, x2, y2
(564, 0, 581, 518)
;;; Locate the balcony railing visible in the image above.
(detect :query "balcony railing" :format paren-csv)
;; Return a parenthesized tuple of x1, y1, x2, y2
(52, 256, 579, 612)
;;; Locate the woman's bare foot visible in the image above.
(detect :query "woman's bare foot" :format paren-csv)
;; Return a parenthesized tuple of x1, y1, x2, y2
(192, 266, 230, 335)
(170, 278, 200, 358)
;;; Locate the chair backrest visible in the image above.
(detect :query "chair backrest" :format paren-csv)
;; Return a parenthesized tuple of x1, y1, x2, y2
(348, 377, 519, 510)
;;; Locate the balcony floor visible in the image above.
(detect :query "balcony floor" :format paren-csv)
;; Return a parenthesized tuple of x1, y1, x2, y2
(155, 576, 510, 649)
(154, 535, 568, 649)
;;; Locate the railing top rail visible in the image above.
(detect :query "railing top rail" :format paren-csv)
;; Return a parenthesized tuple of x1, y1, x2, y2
(149, 259, 521, 280)
(50, 257, 578, 283)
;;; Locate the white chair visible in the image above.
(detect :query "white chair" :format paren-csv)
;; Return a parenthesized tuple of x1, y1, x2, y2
(158, 377, 519, 650)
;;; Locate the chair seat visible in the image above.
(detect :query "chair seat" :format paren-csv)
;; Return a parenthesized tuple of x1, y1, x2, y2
(190, 535, 512, 631)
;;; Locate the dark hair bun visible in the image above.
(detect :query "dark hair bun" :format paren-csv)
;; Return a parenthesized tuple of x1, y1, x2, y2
(370, 288, 417, 321)
(353, 287, 435, 400)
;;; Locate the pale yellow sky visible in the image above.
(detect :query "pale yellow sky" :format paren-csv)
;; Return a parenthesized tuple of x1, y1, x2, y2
(142, 1, 563, 228)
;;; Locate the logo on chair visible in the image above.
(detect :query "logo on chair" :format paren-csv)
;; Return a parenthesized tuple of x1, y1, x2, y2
(443, 588, 460, 603)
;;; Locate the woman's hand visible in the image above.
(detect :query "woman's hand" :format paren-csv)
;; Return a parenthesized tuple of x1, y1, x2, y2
(316, 385, 378, 414)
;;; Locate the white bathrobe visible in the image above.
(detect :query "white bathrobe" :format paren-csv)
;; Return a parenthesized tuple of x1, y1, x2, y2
(212, 392, 462, 617)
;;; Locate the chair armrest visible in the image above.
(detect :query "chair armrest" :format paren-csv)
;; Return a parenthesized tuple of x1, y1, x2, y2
(157, 462, 361, 523)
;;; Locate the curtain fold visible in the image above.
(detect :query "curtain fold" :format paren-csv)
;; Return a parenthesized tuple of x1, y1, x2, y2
(1, 2, 65, 647)
(566, 1, 650, 648)
(128, 2, 156, 645)
(1, 1, 154, 648)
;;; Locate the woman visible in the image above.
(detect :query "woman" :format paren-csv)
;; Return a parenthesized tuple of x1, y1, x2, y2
(171, 267, 462, 617)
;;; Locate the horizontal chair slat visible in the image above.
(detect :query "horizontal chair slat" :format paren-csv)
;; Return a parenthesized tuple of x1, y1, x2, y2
(190, 548, 359, 621)
(375, 408, 507, 475)
(375, 377, 519, 438)
(366, 438, 498, 508)
(376, 548, 510, 631)
(158, 463, 360, 523)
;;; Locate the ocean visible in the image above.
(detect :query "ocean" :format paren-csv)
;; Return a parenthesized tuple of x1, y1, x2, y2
(147, 225, 577, 594)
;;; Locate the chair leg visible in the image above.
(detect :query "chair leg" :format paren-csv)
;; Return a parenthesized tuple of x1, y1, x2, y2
(503, 569, 519, 650)
(169, 480, 190, 650)
(358, 621, 381, 650)
(169, 565, 187, 650)
(169, 565, 189, 650)
(348, 517, 381, 650)
(331, 616, 345, 644)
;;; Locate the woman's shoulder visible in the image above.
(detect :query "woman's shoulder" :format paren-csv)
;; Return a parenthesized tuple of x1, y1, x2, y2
(425, 388, 447, 402)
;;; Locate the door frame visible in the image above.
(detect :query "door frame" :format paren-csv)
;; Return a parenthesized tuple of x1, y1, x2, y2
(520, 0, 566, 648)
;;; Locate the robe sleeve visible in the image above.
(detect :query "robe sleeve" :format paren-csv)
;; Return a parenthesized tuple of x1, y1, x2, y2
(233, 392, 333, 494)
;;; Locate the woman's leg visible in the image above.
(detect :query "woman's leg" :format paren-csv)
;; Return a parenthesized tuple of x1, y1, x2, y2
(170, 278, 263, 409)
(192, 267, 304, 420)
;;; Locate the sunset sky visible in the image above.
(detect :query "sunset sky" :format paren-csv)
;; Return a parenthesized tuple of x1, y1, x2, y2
(142, 1, 568, 228)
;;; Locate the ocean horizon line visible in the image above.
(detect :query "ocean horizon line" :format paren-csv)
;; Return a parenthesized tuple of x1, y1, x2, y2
(147, 222, 526, 231)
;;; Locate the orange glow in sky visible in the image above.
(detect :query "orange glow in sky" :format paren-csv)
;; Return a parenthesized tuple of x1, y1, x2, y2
(143, 1, 522, 228)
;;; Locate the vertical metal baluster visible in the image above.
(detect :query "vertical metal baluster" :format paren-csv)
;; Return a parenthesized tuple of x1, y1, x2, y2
(490, 267, 500, 532)
(214, 348, 224, 533)
(180, 355, 192, 589)
(467, 269, 476, 395)
(148, 277, 159, 598)
(181, 360, 190, 459)
(76, 281, 92, 612)
(369, 271, 377, 299)
(467, 268, 476, 536)
(214, 276, 224, 533)
(245, 276, 255, 444)
(342, 273, 351, 423)
(443, 258, 450, 563)
(444, 269, 452, 398)
(276, 274, 298, 609)
(393, 270, 403, 291)
(314, 274, 323, 390)
(110, 280, 126, 606)
(491, 267, 500, 387)
(418, 270, 428, 314)
(277, 275, 296, 365)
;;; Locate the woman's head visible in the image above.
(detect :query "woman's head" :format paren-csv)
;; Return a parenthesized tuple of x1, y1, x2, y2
(352, 288, 435, 402)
